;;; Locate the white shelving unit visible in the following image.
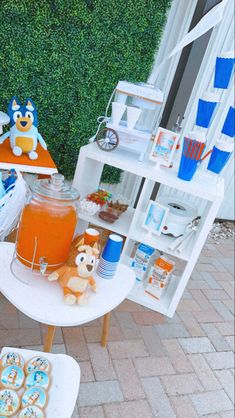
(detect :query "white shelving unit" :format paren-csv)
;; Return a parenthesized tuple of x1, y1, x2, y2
(73, 143, 224, 317)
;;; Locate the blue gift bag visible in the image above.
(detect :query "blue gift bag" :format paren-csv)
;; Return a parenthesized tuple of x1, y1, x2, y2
(214, 56, 235, 89)
(196, 99, 218, 128)
(207, 146, 232, 174)
(221, 106, 235, 138)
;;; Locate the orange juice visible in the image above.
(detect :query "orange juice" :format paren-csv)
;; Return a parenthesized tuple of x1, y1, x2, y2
(16, 173, 79, 271)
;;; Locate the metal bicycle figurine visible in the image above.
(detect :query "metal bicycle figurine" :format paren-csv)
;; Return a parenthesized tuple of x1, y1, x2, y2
(90, 90, 119, 152)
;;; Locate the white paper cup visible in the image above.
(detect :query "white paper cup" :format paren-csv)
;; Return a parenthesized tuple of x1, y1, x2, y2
(111, 102, 126, 126)
(127, 107, 141, 130)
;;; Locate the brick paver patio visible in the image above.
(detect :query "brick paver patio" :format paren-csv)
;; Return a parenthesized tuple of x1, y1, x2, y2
(0, 237, 234, 417)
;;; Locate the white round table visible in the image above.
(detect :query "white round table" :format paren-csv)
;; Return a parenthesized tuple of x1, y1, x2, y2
(0, 243, 135, 351)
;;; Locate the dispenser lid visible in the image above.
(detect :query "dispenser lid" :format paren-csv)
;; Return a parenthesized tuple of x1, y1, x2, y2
(30, 173, 79, 201)
(116, 81, 164, 104)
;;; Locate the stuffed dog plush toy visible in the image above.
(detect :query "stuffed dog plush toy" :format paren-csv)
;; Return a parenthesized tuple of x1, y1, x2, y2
(0, 96, 47, 160)
(48, 240, 99, 305)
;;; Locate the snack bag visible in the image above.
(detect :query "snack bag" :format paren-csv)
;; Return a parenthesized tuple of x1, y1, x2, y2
(145, 255, 175, 300)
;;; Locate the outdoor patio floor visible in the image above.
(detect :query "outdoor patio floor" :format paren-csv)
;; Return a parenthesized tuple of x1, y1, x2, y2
(0, 237, 234, 418)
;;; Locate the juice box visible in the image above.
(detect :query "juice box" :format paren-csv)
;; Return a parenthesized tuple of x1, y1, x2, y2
(145, 255, 175, 300)
(131, 243, 156, 281)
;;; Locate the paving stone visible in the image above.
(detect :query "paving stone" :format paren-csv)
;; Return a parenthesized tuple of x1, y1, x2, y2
(104, 400, 154, 418)
(190, 390, 233, 415)
(142, 377, 176, 418)
(220, 411, 235, 418)
(160, 373, 203, 396)
(72, 404, 80, 418)
(195, 310, 223, 323)
(190, 289, 215, 310)
(225, 336, 234, 351)
(132, 310, 166, 325)
(88, 343, 116, 381)
(210, 301, 234, 322)
(63, 327, 89, 361)
(140, 325, 167, 357)
(162, 339, 193, 373)
(155, 323, 190, 338)
(113, 359, 145, 400)
(188, 354, 221, 391)
(215, 322, 235, 335)
(170, 395, 198, 418)
(197, 263, 216, 272)
(18, 312, 40, 329)
(79, 406, 104, 418)
(0, 328, 41, 347)
(83, 325, 123, 343)
(108, 339, 149, 359)
(203, 289, 231, 300)
(78, 381, 123, 406)
(214, 370, 234, 402)
(134, 356, 175, 377)
(187, 279, 209, 290)
(182, 289, 193, 299)
(79, 361, 95, 383)
(202, 323, 231, 351)
(177, 299, 202, 312)
(178, 311, 205, 337)
(178, 337, 216, 353)
(41, 324, 64, 344)
(204, 351, 234, 370)
(115, 312, 141, 339)
(50, 344, 67, 354)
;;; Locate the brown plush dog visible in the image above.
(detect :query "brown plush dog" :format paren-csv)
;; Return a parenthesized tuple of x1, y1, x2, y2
(48, 238, 99, 305)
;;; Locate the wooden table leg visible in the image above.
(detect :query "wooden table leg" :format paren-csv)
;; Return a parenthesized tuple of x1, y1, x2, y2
(43, 325, 56, 352)
(101, 312, 111, 347)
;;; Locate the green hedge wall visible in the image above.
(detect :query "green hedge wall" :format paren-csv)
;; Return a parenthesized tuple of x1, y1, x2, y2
(0, 0, 170, 182)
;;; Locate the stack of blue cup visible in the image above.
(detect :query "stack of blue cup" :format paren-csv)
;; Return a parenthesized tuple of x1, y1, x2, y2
(97, 234, 123, 279)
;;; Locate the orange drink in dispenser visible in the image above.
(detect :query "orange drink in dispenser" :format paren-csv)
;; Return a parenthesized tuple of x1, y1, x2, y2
(16, 173, 79, 272)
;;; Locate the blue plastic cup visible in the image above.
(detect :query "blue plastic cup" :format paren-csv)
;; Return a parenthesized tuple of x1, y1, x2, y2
(177, 155, 200, 181)
(221, 106, 235, 138)
(102, 234, 123, 263)
(207, 146, 232, 174)
(196, 98, 218, 128)
(214, 57, 235, 89)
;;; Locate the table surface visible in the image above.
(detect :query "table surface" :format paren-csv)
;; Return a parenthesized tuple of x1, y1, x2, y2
(1, 346, 80, 418)
(0, 139, 57, 175)
(0, 243, 135, 327)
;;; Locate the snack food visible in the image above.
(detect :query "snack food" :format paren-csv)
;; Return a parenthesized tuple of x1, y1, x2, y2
(1, 366, 25, 390)
(25, 357, 50, 375)
(0, 388, 20, 416)
(18, 405, 44, 418)
(25, 371, 49, 391)
(1, 352, 25, 369)
(21, 387, 47, 409)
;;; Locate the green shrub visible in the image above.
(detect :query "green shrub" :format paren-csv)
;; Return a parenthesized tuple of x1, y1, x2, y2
(0, 0, 170, 182)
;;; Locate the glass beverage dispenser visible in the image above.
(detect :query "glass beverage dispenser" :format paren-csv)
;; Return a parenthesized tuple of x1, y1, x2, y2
(15, 173, 79, 276)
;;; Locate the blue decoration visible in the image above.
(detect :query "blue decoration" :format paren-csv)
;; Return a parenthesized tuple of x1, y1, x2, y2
(207, 146, 232, 174)
(196, 98, 218, 128)
(221, 106, 235, 138)
(0, 96, 47, 160)
(214, 55, 235, 89)
(0, 173, 6, 199)
(3, 169, 17, 192)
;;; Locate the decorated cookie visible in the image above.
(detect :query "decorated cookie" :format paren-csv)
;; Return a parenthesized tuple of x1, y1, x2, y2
(21, 387, 47, 409)
(25, 356, 50, 375)
(18, 405, 44, 418)
(1, 352, 24, 369)
(0, 389, 20, 416)
(25, 371, 49, 391)
(1, 366, 24, 390)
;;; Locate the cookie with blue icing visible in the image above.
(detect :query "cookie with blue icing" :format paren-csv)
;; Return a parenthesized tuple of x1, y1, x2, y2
(25, 371, 49, 391)
(1, 352, 24, 369)
(25, 356, 50, 375)
(1, 366, 25, 390)
(18, 405, 44, 418)
(0, 388, 20, 416)
(21, 387, 47, 409)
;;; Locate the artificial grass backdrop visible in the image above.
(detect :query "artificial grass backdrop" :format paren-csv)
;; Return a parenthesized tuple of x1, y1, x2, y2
(0, 0, 170, 182)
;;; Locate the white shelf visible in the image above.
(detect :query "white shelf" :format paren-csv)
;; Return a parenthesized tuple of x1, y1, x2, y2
(0, 161, 58, 175)
(82, 143, 224, 201)
(107, 122, 151, 140)
(78, 207, 135, 237)
(127, 273, 179, 317)
(129, 211, 195, 261)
